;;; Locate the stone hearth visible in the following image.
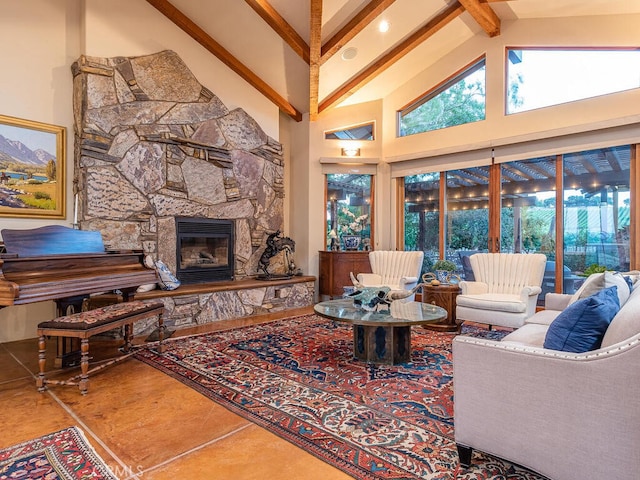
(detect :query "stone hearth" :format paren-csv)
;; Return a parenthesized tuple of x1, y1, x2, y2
(72, 50, 313, 332)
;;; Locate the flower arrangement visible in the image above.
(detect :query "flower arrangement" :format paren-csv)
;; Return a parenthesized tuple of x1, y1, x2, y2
(339, 207, 368, 236)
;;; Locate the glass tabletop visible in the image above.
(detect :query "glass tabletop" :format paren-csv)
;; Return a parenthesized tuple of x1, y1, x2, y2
(314, 298, 446, 327)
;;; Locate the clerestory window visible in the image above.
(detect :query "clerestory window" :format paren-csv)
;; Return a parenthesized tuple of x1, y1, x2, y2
(397, 57, 486, 137)
(507, 48, 640, 114)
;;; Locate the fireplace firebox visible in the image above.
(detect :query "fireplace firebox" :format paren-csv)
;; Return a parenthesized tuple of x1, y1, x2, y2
(175, 218, 234, 284)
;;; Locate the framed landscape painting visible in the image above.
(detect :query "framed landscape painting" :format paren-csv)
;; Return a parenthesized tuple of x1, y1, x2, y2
(0, 114, 65, 218)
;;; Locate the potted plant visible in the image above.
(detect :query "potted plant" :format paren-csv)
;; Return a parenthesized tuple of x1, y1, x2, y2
(433, 259, 457, 284)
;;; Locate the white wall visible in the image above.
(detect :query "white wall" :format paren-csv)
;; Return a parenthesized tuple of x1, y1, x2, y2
(300, 100, 394, 288)
(0, 0, 80, 232)
(0, 0, 80, 342)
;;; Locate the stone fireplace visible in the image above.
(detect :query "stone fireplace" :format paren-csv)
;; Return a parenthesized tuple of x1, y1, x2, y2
(71, 50, 313, 332)
(175, 217, 234, 284)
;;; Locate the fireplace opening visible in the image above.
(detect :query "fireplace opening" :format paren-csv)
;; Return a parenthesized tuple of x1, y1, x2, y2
(176, 217, 234, 284)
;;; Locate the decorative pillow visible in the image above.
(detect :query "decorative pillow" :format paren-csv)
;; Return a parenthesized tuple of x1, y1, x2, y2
(569, 272, 630, 307)
(544, 286, 620, 353)
(155, 260, 181, 291)
(137, 255, 158, 292)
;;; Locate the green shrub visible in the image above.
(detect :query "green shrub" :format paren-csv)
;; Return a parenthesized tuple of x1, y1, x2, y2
(433, 259, 456, 271)
(581, 263, 607, 276)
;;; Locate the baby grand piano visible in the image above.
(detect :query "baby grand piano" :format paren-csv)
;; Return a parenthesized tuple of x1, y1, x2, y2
(0, 225, 158, 365)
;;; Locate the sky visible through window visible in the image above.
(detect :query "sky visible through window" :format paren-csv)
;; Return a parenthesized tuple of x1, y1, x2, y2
(507, 49, 640, 114)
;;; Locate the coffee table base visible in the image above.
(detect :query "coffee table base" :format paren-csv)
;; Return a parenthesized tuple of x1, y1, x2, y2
(353, 325, 411, 365)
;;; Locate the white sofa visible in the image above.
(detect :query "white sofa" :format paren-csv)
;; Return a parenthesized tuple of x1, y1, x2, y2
(453, 272, 640, 480)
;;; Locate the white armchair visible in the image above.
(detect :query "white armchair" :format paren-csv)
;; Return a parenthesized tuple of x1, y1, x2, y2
(455, 253, 546, 329)
(355, 251, 424, 300)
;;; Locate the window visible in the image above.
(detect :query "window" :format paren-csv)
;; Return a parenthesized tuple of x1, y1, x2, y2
(401, 144, 635, 295)
(507, 48, 640, 114)
(398, 58, 486, 137)
(562, 146, 631, 276)
(446, 166, 490, 279)
(500, 156, 558, 304)
(326, 174, 373, 251)
(404, 173, 440, 272)
(324, 122, 375, 141)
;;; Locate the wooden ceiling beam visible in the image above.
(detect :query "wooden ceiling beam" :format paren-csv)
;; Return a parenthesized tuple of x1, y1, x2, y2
(319, 2, 465, 114)
(320, 0, 396, 65)
(244, 0, 310, 64)
(309, 0, 323, 120)
(458, 0, 501, 37)
(146, 0, 302, 121)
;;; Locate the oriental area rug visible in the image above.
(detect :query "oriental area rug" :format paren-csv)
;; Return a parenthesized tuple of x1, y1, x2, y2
(0, 426, 118, 480)
(135, 315, 546, 480)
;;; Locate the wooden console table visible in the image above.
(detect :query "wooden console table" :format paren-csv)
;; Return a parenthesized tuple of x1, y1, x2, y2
(422, 283, 462, 332)
(318, 251, 372, 299)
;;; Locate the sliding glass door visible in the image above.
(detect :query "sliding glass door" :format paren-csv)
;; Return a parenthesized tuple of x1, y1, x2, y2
(562, 145, 631, 278)
(401, 144, 634, 295)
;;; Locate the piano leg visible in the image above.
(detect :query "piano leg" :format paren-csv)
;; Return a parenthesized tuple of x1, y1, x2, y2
(54, 296, 89, 368)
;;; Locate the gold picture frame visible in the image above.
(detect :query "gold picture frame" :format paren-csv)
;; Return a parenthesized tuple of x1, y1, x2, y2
(0, 114, 65, 218)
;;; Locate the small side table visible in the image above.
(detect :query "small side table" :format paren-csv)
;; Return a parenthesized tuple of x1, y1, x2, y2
(422, 283, 462, 332)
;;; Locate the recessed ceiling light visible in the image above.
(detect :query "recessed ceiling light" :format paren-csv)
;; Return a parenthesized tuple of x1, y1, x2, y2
(341, 47, 358, 61)
(379, 20, 390, 33)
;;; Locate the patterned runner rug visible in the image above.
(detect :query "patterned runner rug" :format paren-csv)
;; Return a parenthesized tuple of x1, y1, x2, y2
(135, 315, 547, 480)
(0, 426, 118, 479)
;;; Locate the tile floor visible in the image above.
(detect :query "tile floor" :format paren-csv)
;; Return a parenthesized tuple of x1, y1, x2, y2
(0, 306, 352, 480)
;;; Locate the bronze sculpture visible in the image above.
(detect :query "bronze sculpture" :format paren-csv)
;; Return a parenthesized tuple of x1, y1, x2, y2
(257, 230, 296, 279)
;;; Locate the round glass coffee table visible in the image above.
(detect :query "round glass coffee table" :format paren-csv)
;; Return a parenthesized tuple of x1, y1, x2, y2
(314, 298, 447, 365)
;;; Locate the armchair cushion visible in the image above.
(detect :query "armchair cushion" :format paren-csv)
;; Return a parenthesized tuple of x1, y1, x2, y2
(456, 293, 527, 313)
(544, 286, 620, 353)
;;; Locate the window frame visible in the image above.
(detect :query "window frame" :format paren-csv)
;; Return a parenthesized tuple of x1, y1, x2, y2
(396, 56, 486, 137)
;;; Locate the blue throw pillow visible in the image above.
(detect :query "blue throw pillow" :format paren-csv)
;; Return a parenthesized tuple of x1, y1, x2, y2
(544, 286, 620, 353)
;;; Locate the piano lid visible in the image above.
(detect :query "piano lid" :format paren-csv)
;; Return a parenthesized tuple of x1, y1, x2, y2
(2, 225, 104, 257)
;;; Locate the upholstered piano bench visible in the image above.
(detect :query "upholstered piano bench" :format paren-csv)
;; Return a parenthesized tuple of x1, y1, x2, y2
(36, 300, 166, 395)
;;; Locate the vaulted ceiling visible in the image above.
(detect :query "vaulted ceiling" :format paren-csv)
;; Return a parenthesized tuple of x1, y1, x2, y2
(146, 0, 640, 121)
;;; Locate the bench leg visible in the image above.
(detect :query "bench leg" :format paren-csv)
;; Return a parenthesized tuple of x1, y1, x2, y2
(79, 338, 90, 395)
(37, 335, 47, 392)
(157, 311, 166, 354)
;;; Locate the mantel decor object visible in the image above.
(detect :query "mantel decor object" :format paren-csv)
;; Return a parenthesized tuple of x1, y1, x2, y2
(257, 230, 295, 280)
